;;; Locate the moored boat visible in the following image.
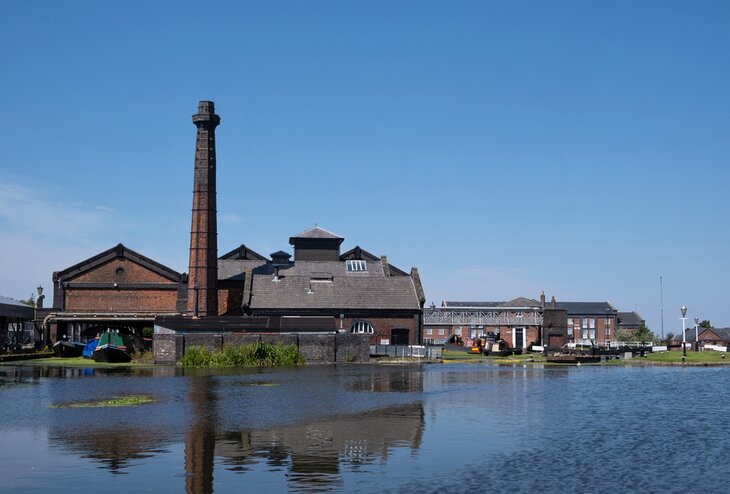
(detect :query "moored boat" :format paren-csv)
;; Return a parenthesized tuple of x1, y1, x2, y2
(92, 330, 134, 363)
(53, 340, 86, 358)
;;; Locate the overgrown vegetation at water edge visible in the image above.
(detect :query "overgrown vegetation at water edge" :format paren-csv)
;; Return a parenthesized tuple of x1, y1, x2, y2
(180, 341, 304, 367)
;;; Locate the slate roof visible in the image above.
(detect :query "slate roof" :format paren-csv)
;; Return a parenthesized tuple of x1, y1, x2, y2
(617, 311, 644, 328)
(443, 299, 541, 308)
(339, 246, 408, 276)
(442, 301, 503, 308)
(289, 226, 343, 240)
(676, 327, 730, 343)
(219, 244, 267, 261)
(499, 297, 542, 308)
(218, 259, 267, 281)
(250, 272, 420, 310)
(0, 295, 35, 318)
(555, 301, 616, 315)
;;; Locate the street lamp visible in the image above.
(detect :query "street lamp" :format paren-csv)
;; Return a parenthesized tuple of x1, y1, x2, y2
(694, 316, 700, 352)
(681, 305, 687, 361)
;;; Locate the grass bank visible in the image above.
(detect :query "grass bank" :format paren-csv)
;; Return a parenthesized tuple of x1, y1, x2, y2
(180, 341, 304, 367)
(645, 350, 728, 364)
(6, 354, 156, 367)
(442, 349, 542, 363)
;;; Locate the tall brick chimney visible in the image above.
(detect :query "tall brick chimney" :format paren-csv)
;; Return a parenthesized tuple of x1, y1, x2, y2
(187, 100, 220, 316)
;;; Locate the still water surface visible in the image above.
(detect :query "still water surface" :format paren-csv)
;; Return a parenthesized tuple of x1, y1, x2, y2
(0, 363, 728, 493)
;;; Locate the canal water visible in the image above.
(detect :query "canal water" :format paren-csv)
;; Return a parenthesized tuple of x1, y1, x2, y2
(0, 363, 728, 493)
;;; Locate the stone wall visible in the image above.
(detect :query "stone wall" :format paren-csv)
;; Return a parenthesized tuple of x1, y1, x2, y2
(153, 332, 370, 365)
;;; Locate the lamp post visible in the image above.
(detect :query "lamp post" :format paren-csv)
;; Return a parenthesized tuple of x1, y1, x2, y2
(694, 316, 700, 352)
(681, 305, 687, 361)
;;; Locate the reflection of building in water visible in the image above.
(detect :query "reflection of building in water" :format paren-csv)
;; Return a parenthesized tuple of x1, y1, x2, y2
(346, 365, 425, 393)
(48, 427, 171, 474)
(214, 402, 424, 490)
(185, 376, 217, 494)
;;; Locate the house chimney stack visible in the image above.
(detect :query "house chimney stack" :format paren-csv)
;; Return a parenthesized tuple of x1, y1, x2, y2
(187, 101, 220, 316)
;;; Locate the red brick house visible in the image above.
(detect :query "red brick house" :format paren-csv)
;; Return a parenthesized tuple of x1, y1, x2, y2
(556, 301, 618, 344)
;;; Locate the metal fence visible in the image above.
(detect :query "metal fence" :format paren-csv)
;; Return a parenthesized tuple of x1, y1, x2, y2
(370, 345, 442, 359)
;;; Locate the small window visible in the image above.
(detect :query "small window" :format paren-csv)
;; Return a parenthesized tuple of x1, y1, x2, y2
(115, 267, 125, 281)
(346, 260, 367, 272)
(349, 320, 374, 334)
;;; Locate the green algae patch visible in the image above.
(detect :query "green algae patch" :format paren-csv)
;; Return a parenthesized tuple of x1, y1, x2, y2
(49, 395, 154, 409)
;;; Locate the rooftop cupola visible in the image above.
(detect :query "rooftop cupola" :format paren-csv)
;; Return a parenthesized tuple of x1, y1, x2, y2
(289, 226, 344, 261)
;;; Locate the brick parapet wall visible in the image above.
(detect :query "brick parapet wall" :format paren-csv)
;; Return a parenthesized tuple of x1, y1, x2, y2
(153, 332, 370, 364)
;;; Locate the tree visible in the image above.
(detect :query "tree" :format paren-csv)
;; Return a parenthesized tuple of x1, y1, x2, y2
(18, 294, 35, 308)
(699, 320, 711, 329)
(616, 324, 657, 343)
(632, 324, 657, 343)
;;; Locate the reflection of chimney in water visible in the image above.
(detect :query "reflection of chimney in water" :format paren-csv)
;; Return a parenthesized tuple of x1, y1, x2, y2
(185, 376, 217, 494)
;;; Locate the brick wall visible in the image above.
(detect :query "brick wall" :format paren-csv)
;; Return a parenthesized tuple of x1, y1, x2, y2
(218, 288, 243, 315)
(64, 289, 178, 312)
(153, 332, 370, 364)
(339, 316, 420, 345)
(72, 258, 173, 283)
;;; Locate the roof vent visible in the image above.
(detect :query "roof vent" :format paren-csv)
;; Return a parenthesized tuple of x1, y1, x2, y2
(270, 250, 291, 281)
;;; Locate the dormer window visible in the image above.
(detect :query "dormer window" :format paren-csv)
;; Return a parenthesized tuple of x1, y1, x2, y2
(346, 260, 367, 272)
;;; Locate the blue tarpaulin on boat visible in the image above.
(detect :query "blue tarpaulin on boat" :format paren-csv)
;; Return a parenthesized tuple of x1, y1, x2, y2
(82, 339, 98, 358)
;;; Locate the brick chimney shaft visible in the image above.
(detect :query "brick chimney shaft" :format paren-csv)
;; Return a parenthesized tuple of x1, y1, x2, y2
(187, 101, 220, 316)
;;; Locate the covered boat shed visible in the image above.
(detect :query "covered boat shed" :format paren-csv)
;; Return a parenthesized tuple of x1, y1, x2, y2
(0, 295, 35, 350)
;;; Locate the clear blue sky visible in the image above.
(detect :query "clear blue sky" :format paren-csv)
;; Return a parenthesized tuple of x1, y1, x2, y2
(1, 1, 728, 334)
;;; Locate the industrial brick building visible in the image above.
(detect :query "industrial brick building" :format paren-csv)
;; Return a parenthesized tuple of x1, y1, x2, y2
(44, 101, 425, 355)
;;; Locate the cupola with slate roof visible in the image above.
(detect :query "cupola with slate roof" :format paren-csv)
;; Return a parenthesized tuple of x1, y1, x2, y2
(289, 226, 344, 261)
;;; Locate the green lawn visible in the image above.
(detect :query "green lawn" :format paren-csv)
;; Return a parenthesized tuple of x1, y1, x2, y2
(646, 350, 728, 364)
(442, 349, 543, 363)
(11, 356, 154, 367)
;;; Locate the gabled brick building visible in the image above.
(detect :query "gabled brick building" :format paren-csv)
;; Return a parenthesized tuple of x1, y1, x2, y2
(48, 244, 186, 341)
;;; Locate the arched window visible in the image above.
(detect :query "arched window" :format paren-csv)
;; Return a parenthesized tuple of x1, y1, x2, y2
(349, 320, 374, 334)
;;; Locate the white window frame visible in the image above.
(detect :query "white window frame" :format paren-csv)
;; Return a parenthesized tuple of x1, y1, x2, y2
(346, 260, 367, 272)
(349, 320, 374, 334)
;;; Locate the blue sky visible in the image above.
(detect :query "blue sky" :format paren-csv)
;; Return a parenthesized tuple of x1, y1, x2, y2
(1, 1, 728, 334)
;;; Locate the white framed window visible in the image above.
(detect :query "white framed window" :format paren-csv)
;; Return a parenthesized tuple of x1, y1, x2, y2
(426, 328, 433, 336)
(455, 327, 462, 336)
(349, 320, 374, 334)
(346, 260, 367, 272)
(438, 328, 445, 336)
